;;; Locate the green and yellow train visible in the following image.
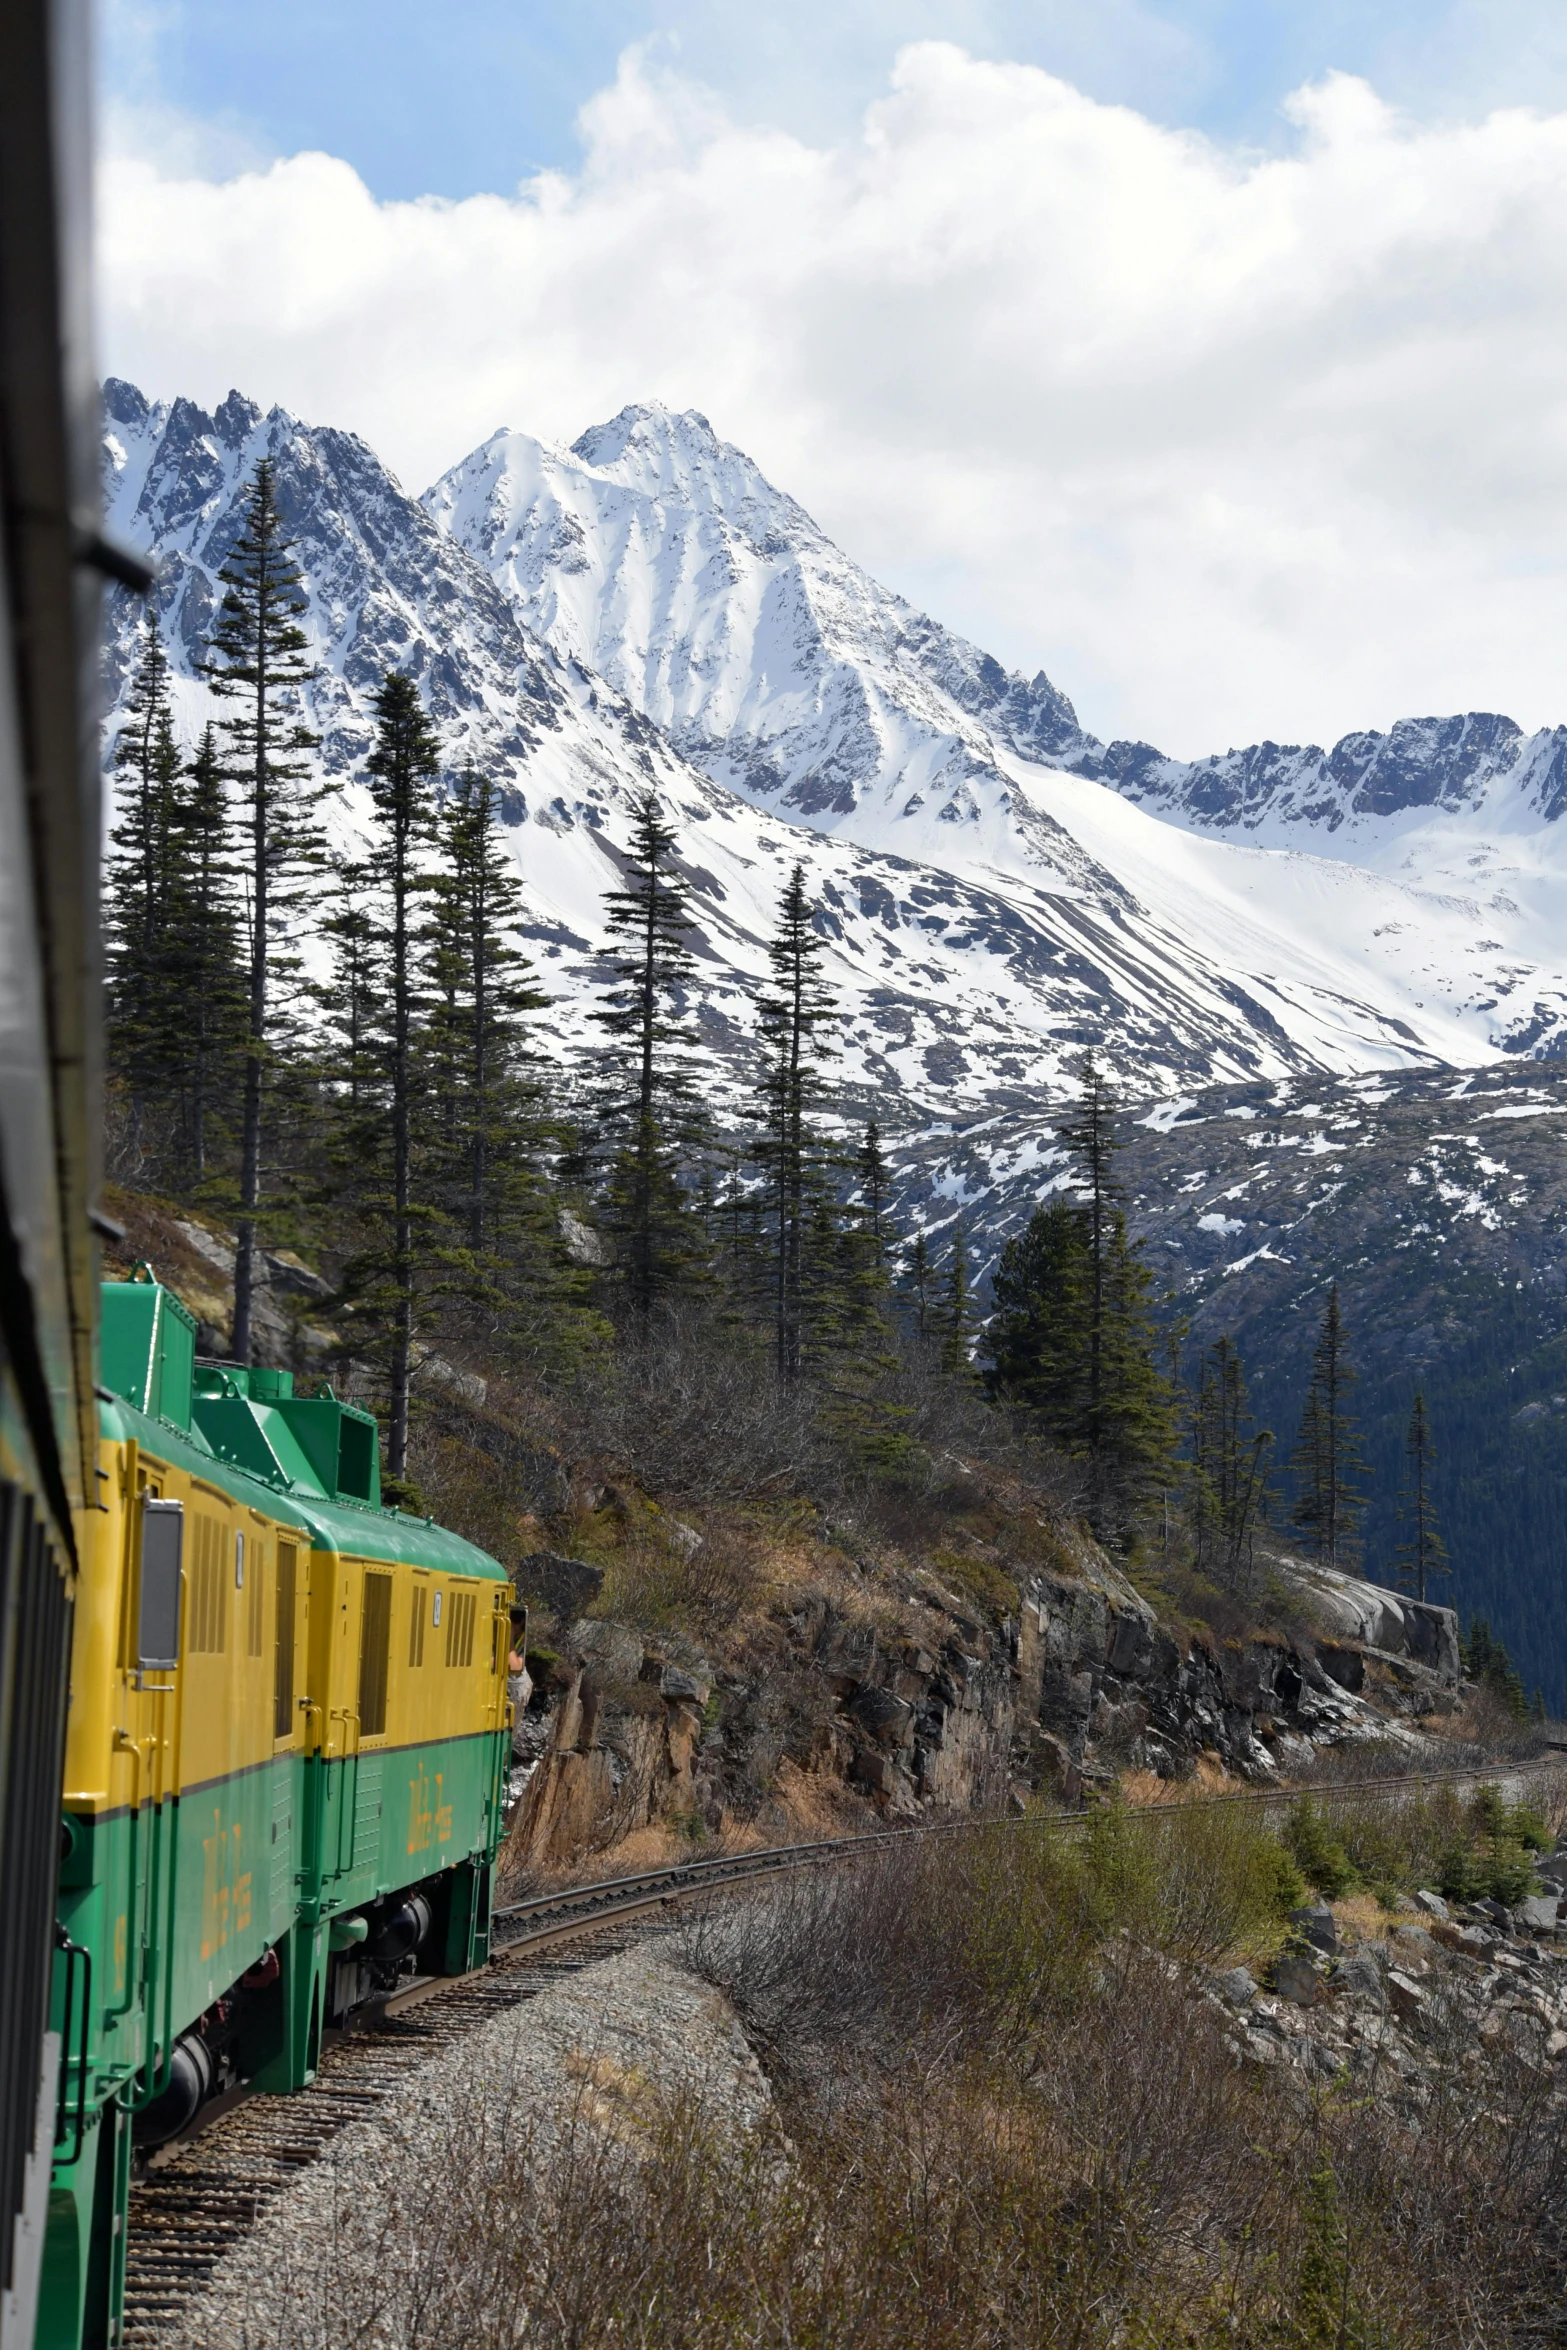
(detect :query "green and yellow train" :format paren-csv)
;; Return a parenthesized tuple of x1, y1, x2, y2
(42, 1277, 516, 2350)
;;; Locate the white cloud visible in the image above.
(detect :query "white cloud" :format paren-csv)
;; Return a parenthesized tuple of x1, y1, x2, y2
(99, 42, 1567, 757)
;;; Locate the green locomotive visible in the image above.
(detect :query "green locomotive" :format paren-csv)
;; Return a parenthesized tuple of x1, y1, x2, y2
(41, 1276, 515, 2350)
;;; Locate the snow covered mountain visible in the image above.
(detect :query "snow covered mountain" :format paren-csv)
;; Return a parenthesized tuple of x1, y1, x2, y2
(426, 401, 1567, 1069)
(102, 379, 1567, 1128)
(99, 379, 1567, 1701)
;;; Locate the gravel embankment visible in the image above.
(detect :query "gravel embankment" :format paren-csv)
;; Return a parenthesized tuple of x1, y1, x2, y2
(161, 1937, 773, 2350)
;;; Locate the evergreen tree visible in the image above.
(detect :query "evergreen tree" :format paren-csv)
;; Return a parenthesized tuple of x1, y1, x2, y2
(985, 1061, 1174, 1541)
(106, 612, 185, 1155)
(165, 724, 247, 1185)
(986, 1196, 1089, 1425)
(593, 789, 707, 1312)
(202, 457, 322, 1361)
(352, 670, 442, 1478)
(932, 1222, 977, 1376)
(1290, 1284, 1366, 1572)
(1462, 1617, 1529, 1719)
(754, 861, 838, 1378)
(1394, 1390, 1449, 1605)
(315, 861, 382, 1117)
(1058, 1054, 1120, 1456)
(854, 1123, 893, 1274)
(833, 1123, 898, 1359)
(426, 770, 549, 1257)
(1190, 1336, 1273, 1593)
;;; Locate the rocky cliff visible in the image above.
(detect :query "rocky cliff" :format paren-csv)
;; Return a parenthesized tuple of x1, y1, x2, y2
(508, 1540, 1464, 1870)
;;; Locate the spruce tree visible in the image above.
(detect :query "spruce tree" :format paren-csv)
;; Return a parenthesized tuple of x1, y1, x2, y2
(593, 788, 706, 1312)
(835, 1123, 898, 1356)
(755, 861, 838, 1378)
(1394, 1390, 1449, 1604)
(1463, 1618, 1529, 1718)
(1290, 1284, 1366, 1572)
(315, 861, 382, 1118)
(423, 771, 589, 1365)
(986, 1196, 1089, 1426)
(106, 612, 184, 1158)
(986, 1060, 1174, 1541)
(426, 770, 549, 1258)
(165, 724, 247, 1185)
(1057, 1054, 1120, 1459)
(854, 1123, 893, 1274)
(357, 670, 441, 1479)
(202, 457, 322, 1362)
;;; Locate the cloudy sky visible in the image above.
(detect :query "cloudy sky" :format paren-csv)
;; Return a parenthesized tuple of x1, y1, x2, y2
(101, 2, 1567, 759)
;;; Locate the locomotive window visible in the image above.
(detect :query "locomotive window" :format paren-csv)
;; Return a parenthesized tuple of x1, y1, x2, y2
(189, 1516, 228, 1654)
(445, 1587, 476, 1669)
(409, 1575, 427, 1667)
(138, 1499, 184, 1667)
(246, 1536, 265, 1657)
(359, 1571, 393, 1736)
(274, 1544, 296, 1736)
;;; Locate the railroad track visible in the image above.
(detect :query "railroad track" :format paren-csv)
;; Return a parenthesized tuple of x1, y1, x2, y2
(487, 1748, 1567, 1948)
(121, 1924, 646, 2345)
(120, 1747, 1567, 2342)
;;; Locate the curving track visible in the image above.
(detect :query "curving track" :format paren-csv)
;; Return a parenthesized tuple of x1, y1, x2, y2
(121, 1752, 1567, 2342)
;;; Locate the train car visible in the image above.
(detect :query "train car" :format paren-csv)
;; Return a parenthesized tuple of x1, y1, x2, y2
(39, 1276, 516, 2350)
(0, 5, 114, 2345)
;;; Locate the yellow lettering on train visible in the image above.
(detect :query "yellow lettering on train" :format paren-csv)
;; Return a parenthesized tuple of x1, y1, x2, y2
(113, 1911, 127, 1994)
(407, 1765, 434, 1855)
(200, 1808, 245, 1961)
(434, 1770, 452, 1846)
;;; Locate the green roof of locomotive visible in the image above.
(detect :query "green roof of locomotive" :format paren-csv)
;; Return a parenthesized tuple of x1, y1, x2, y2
(98, 1276, 508, 1581)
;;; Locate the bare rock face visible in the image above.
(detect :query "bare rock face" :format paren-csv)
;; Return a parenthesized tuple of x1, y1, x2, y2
(1273, 1556, 1462, 1682)
(503, 1517, 1472, 1869)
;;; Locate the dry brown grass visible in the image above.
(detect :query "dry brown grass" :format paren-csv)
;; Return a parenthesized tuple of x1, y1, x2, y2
(281, 1801, 1567, 2348)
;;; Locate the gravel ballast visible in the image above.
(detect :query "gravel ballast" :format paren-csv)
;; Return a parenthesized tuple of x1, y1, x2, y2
(158, 1938, 773, 2350)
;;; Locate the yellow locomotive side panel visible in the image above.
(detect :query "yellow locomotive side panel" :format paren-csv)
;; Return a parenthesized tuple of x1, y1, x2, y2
(334, 1562, 510, 1757)
(174, 1481, 275, 1801)
(60, 1433, 139, 1815)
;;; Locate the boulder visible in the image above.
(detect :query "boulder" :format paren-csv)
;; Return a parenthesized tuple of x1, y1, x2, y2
(1272, 1951, 1324, 2006)
(558, 1210, 612, 1268)
(519, 1551, 605, 1619)
(1514, 1892, 1562, 1935)
(1413, 1889, 1450, 1923)
(1214, 1967, 1259, 2009)
(1431, 1921, 1496, 1957)
(1333, 1946, 1388, 2004)
(1291, 1903, 1338, 1956)
(1387, 1970, 1426, 2020)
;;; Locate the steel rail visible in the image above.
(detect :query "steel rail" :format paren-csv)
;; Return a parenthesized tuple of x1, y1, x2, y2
(489, 1749, 1567, 1954)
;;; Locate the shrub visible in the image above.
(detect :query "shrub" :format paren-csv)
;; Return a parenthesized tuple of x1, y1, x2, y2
(1284, 1796, 1359, 1899)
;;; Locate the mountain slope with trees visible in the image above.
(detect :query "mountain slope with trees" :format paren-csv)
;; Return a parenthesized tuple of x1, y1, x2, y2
(100, 379, 1567, 1707)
